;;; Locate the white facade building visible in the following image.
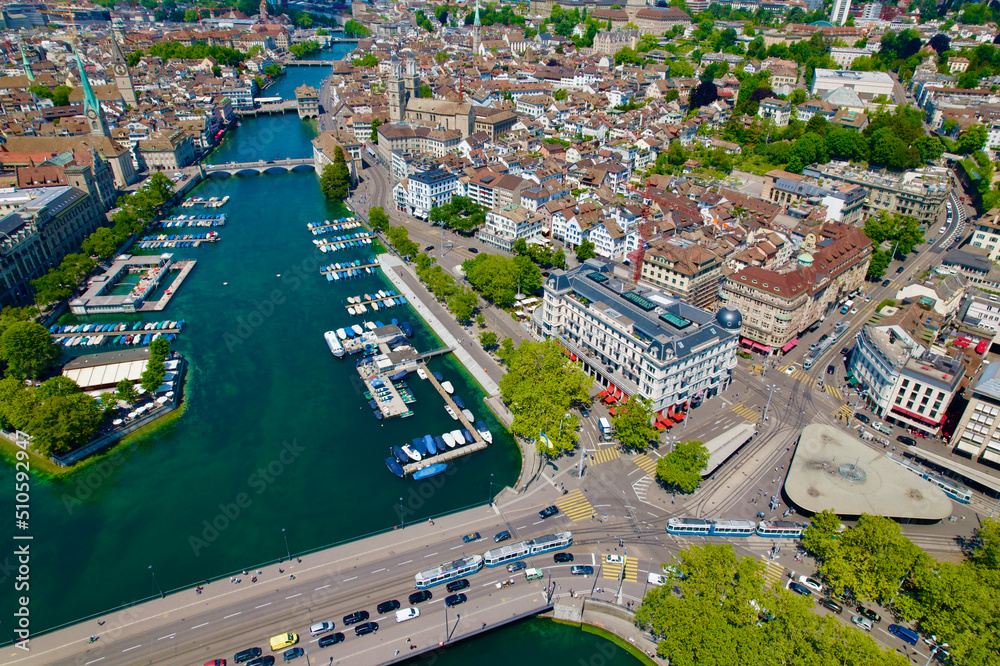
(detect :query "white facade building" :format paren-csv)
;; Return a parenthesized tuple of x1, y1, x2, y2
(477, 205, 544, 252)
(405, 168, 459, 219)
(811, 69, 895, 103)
(832, 0, 853, 25)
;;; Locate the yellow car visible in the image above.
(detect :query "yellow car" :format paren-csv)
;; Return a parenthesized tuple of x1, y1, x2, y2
(269, 632, 298, 651)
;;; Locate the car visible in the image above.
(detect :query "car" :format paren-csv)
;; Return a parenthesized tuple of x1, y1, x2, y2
(850, 308, 858, 314)
(494, 530, 512, 543)
(342, 610, 370, 626)
(855, 414, 870, 424)
(605, 554, 624, 564)
(840, 347, 850, 355)
(538, 505, 559, 519)
(819, 598, 843, 614)
(571, 565, 595, 576)
(896, 266, 905, 274)
(507, 561, 527, 573)
(247, 658, 275, 666)
(827, 365, 836, 375)
(798, 576, 823, 593)
(784, 366, 795, 375)
(446, 578, 470, 592)
(789, 581, 812, 596)
(309, 621, 335, 636)
(409, 590, 432, 604)
(580, 407, 590, 417)
(468, 247, 479, 253)
(882, 279, 892, 287)
(939, 226, 947, 234)
(395, 607, 420, 623)
(856, 606, 881, 624)
(553, 552, 574, 563)
(851, 614, 874, 631)
(282, 648, 304, 662)
(234, 649, 263, 663)
(425, 245, 435, 251)
(377, 600, 400, 614)
(317, 633, 345, 648)
(354, 622, 379, 636)
(864, 296, 872, 302)
(205, 661, 227, 666)
(445, 593, 467, 607)
(897, 435, 917, 446)
(462, 532, 482, 543)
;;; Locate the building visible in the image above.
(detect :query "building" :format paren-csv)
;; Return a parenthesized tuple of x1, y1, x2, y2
(849, 324, 964, 437)
(970, 208, 1000, 262)
(473, 110, 518, 140)
(69, 254, 173, 314)
(0, 185, 105, 306)
(951, 362, 1000, 464)
(136, 130, 196, 171)
(312, 130, 362, 185)
(802, 163, 950, 226)
(109, 33, 137, 107)
(405, 98, 475, 138)
(721, 223, 872, 352)
(466, 168, 528, 210)
(375, 124, 462, 179)
(830, 46, 874, 68)
(758, 98, 791, 127)
(295, 84, 319, 119)
(592, 29, 639, 56)
(760, 169, 866, 225)
(403, 168, 459, 220)
(948, 57, 970, 74)
(861, 2, 882, 19)
(831, 0, 853, 25)
(533, 258, 740, 413)
(639, 241, 723, 311)
(811, 69, 895, 103)
(477, 204, 545, 252)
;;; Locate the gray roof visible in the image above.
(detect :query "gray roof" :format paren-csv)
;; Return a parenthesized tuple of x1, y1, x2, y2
(943, 248, 994, 274)
(972, 360, 1000, 402)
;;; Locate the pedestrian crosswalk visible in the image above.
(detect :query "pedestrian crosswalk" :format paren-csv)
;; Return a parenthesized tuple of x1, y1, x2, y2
(779, 365, 817, 386)
(592, 446, 621, 465)
(602, 556, 639, 582)
(825, 385, 843, 401)
(632, 453, 658, 476)
(730, 401, 761, 421)
(556, 489, 595, 522)
(763, 558, 785, 588)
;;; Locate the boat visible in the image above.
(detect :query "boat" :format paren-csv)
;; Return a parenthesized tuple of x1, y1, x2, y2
(348, 306, 356, 316)
(337, 328, 347, 340)
(402, 444, 422, 461)
(462, 409, 475, 422)
(323, 331, 344, 357)
(441, 381, 454, 394)
(401, 322, 413, 337)
(433, 435, 447, 451)
(352, 324, 364, 336)
(452, 395, 466, 409)
(423, 434, 436, 455)
(385, 457, 405, 478)
(417, 367, 428, 380)
(461, 429, 474, 444)
(393, 445, 411, 463)
(475, 421, 493, 444)
(441, 432, 456, 448)
(445, 405, 458, 420)
(389, 369, 409, 382)
(450, 429, 464, 446)
(432, 371, 444, 381)
(413, 463, 448, 480)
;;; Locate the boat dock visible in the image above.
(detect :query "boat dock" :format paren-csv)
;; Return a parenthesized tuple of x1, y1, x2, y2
(182, 195, 229, 208)
(137, 233, 219, 249)
(418, 347, 453, 361)
(360, 373, 410, 419)
(315, 233, 374, 252)
(346, 291, 407, 314)
(321, 261, 379, 275)
(139, 259, 196, 312)
(156, 214, 226, 228)
(307, 219, 362, 235)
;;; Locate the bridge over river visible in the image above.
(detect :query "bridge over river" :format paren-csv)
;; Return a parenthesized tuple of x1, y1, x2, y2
(203, 158, 316, 176)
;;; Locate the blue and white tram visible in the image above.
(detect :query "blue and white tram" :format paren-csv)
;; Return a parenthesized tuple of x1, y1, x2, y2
(666, 518, 756, 536)
(755, 520, 809, 538)
(482, 531, 573, 567)
(414, 555, 484, 589)
(922, 472, 973, 504)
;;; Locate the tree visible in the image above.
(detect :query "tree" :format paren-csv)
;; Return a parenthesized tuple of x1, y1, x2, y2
(689, 80, 719, 109)
(435, 50, 449, 64)
(801, 509, 842, 561)
(553, 88, 568, 101)
(915, 134, 945, 163)
(211, 64, 222, 77)
(368, 206, 390, 232)
(447, 287, 478, 322)
(820, 514, 923, 602)
(958, 123, 988, 154)
(611, 396, 659, 451)
(28, 392, 103, 455)
(479, 330, 498, 349)
(826, 127, 869, 161)
(319, 147, 351, 202)
(863, 210, 924, 257)
(497, 339, 592, 454)
(419, 84, 434, 98)
(115, 378, 138, 405)
(36, 375, 79, 399)
(972, 517, 1000, 570)
(51, 85, 72, 107)
(1, 321, 60, 379)
(553, 247, 566, 269)
(655, 440, 708, 492)
(0, 376, 36, 431)
(785, 131, 828, 172)
(352, 53, 378, 68)
(929, 33, 950, 54)
(668, 59, 694, 78)
(462, 254, 541, 307)
(344, 19, 371, 37)
(789, 87, 807, 105)
(575, 239, 596, 261)
(81, 227, 119, 258)
(263, 63, 282, 78)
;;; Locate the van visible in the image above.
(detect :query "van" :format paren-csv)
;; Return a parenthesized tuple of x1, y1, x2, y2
(888, 624, 919, 645)
(395, 607, 420, 623)
(269, 633, 298, 651)
(598, 417, 612, 439)
(524, 568, 543, 581)
(872, 422, 892, 435)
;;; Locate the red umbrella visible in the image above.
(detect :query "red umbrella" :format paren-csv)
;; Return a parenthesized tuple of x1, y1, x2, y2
(654, 422, 667, 430)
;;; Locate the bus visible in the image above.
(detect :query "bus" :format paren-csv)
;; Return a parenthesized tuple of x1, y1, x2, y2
(755, 520, 809, 538)
(414, 555, 484, 589)
(666, 518, 757, 537)
(482, 532, 572, 567)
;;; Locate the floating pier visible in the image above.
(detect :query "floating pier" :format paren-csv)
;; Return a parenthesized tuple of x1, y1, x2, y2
(314, 232, 374, 252)
(361, 374, 410, 419)
(156, 214, 226, 228)
(307, 218, 362, 235)
(182, 195, 229, 208)
(346, 290, 407, 314)
(137, 232, 219, 249)
(139, 259, 196, 311)
(321, 261, 380, 276)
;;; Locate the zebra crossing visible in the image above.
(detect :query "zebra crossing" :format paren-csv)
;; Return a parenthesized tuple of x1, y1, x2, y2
(824, 385, 843, 400)
(592, 446, 621, 465)
(602, 556, 639, 582)
(632, 475, 653, 504)
(779, 365, 816, 386)
(556, 489, 595, 522)
(632, 453, 658, 476)
(763, 559, 785, 588)
(730, 401, 761, 422)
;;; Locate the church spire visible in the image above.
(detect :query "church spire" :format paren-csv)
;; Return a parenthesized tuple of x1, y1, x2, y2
(74, 46, 109, 137)
(20, 44, 34, 82)
(473, 0, 481, 55)
(109, 33, 137, 107)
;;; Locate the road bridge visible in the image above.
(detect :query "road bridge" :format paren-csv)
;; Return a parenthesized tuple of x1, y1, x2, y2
(203, 158, 316, 176)
(235, 99, 298, 116)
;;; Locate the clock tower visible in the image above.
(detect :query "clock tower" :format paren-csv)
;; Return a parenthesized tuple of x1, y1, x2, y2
(109, 35, 137, 107)
(75, 47, 109, 137)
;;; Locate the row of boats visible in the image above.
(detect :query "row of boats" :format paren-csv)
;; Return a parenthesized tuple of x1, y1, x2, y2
(348, 290, 407, 315)
(57, 331, 178, 348)
(306, 217, 362, 235)
(323, 319, 413, 358)
(313, 233, 375, 253)
(50, 320, 185, 334)
(157, 214, 226, 228)
(384, 420, 494, 478)
(137, 233, 218, 249)
(324, 261, 374, 281)
(182, 195, 229, 208)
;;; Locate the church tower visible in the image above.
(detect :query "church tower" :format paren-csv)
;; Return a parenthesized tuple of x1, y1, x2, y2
(387, 51, 407, 123)
(75, 47, 109, 137)
(109, 35, 137, 107)
(19, 44, 34, 82)
(472, 0, 481, 56)
(405, 53, 420, 100)
(259, 0, 268, 24)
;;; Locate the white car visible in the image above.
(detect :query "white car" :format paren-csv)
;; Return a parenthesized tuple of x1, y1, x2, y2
(395, 607, 420, 623)
(798, 576, 823, 593)
(939, 226, 947, 234)
(784, 366, 796, 375)
(309, 621, 335, 636)
(851, 614, 874, 631)
(850, 308, 858, 314)
(605, 554, 624, 564)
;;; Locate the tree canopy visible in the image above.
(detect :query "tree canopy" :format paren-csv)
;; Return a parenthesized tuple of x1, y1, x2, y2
(462, 253, 542, 308)
(655, 439, 708, 492)
(428, 196, 486, 232)
(319, 147, 351, 202)
(0, 320, 60, 379)
(862, 210, 924, 279)
(611, 396, 659, 451)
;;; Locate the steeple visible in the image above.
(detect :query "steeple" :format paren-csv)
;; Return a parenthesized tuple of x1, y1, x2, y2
(405, 52, 420, 100)
(109, 34, 137, 107)
(259, 0, 268, 24)
(19, 44, 34, 82)
(75, 46, 109, 137)
(387, 51, 406, 123)
(473, 0, 481, 55)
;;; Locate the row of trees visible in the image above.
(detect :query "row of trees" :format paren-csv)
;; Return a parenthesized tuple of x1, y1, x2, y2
(344, 19, 371, 37)
(0, 375, 104, 456)
(319, 147, 351, 203)
(511, 238, 566, 269)
(289, 41, 321, 59)
(862, 211, 925, 279)
(427, 196, 486, 232)
(140, 337, 171, 393)
(31, 172, 174, 307)
(802, 512, 1000, 666)
(462, 253, 542, 308)
(141, 42, 248, 67)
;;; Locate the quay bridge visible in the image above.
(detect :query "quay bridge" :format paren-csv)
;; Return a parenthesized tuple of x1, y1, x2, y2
(235, 99, 298, 116)
(203, 158, 316, 176)
(283, 59, 341, 67)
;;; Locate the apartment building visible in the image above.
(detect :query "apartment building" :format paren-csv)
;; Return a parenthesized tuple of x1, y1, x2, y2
(951, 362, 1000, 463)
(760, 169, 866, 225)
(534, 259, 740, 413)
(811, 69, 895, 102)
(401, 168, 459, 220)
(639, 241, 723, 311)
(849, 324, 963, 437)
(830, 47, 874, 68)
(477, 205, 544, 252)
(466, 168, 528, 210)
(758, 98, 791, 127)
(970, 208, 1000, 262)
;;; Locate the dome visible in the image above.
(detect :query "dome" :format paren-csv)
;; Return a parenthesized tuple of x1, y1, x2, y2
(716, 307, 743, 330)
(797, 252, 814, 266)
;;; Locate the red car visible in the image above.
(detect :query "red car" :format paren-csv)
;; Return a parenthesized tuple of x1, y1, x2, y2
(206, 661, 227, 666)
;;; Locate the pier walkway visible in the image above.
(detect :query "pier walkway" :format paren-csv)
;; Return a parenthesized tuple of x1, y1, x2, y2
(320, 261, 378, 275)
(316, 232, 374, 250)
(139, 259, 196, 312)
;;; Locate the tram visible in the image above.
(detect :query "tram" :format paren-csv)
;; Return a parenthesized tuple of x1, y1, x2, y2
(755, 520, 809, 538)
(414, 555, 484, 589)
(482, 532, 573, 567)
(666, 518, 757, 536)
(922, 472, 973, 504)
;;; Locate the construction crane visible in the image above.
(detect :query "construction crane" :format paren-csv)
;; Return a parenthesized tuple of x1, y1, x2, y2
(39, 8, 79, 34)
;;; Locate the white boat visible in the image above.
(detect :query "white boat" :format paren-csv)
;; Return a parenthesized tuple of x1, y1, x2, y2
(417, 368, 428, 380)
(401, 444, 422, 461)
(348, 306, 356, 316)
(324, 331, 344, 357)
(352, 324, 364, 336)
(441, 432, 456, 448)
(445, 405, 458, 420)
(336, 328, 347, 340)
(365, 321, 377, 330)
(475, 421, 493, 444)
(462, 408, 475, 422)
(441, 381, 454, 394)
(450, 429, 465, 445)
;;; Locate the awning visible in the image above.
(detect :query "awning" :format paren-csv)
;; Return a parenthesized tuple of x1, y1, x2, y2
(752, 342, 772, 352)
(847, 376, 859, 386)
(655, 422, 668, 430)
(603, 394, 617, 404)
(780, 338, 798, 353)
(570, 354, 577, 361)
(609, 407, 619, 416)
(890, 406, 943, 427)
(597, 390, 609, 397)
(740, 337, 755, 347)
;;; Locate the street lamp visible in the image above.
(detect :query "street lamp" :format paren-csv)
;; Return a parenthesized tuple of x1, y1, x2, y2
(282, 528, 291, 561)
(488, 474, 494, 505)
(400, 497, 405, 528)
(764, 385, 780, 423)
(149, 564, 164, 599)
(923, 641, 949, 666)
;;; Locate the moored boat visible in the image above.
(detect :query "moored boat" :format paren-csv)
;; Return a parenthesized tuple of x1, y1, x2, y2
(475, 421, 493, 443)
(452, 395, 466, 409)
(462, 408, 475, 422)
(441, 381, 454, 395)
(385, 457, 405, 478)
(392, 445, 410, 463)
(450, 429, 464, 446)
(401, 444, 422, 461)
(445, 405, 458, 420)
(423, 434, 436, 454)
(323, 331, 345, 357)
(417, 367, 427, 380)
(441, 432, 456, 448)
(461, 428, 474, 444)
(433, 435, 447, 451)
(412, 463, 447, 480)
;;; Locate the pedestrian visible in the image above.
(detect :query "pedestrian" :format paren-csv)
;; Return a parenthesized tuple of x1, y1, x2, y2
(289, 574, 295, 580)
(97, 621, 105, 626)
(278, 568, 284, 573)
(395, 650, 400, 655)
(482, 622, 487, 629)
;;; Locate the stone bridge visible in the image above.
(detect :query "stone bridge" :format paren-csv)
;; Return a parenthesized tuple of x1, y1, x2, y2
(203, 158, 316, 176)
